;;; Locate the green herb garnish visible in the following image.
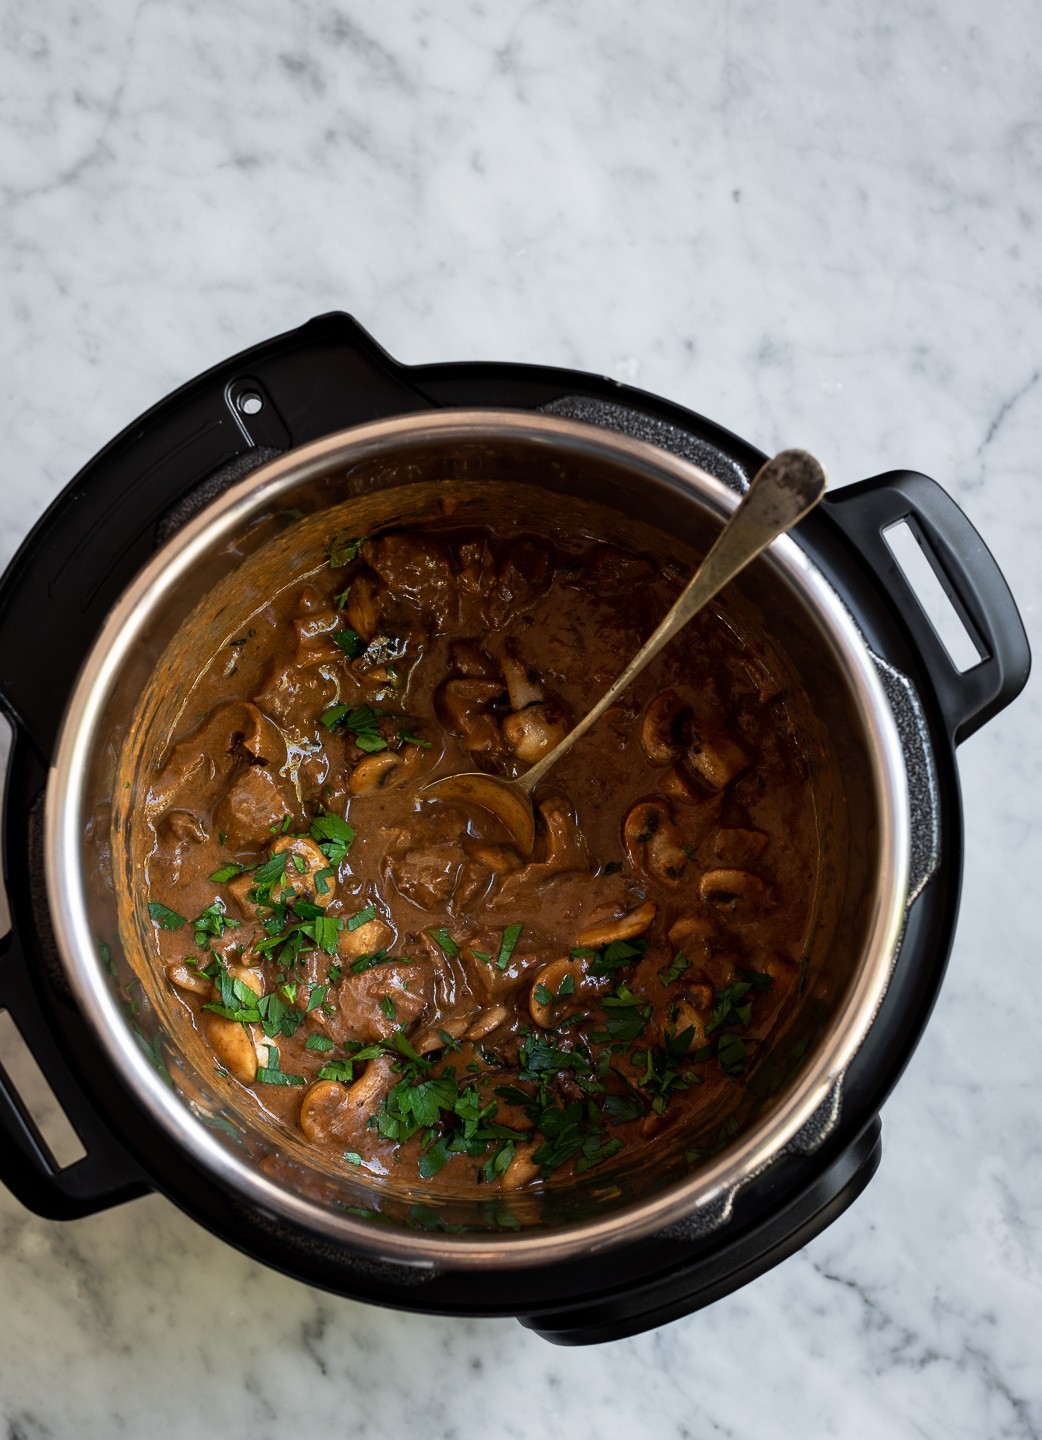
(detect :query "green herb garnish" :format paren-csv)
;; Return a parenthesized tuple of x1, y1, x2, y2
(328, 532, 365, 568)
(427, 927, 460, 958)
(256, 1045, 305, 1087)
(497, 923, 523, 970)
(658, 951, 691, 987)
(148, 902, 187, 930)
(332, 627, 364, 658)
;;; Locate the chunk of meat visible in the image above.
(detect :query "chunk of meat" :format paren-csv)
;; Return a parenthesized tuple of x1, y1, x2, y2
(213, 766, 292, 849)
(363, 533, 458, 627)
(149, 702, 283, 811)
(387, 839, 468, 911)
(435, 677, 506, 753)
(327, 961, 434, 1044)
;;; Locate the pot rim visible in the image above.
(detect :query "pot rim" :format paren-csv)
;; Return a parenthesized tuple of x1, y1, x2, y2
(44, 409, 910, 1268)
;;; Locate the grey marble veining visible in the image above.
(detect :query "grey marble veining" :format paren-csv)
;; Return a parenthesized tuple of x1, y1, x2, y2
(2, 1, 1040, 1436)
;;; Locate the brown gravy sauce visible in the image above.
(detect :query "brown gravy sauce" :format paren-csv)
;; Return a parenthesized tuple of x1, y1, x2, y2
(133, 511, 822, 1193)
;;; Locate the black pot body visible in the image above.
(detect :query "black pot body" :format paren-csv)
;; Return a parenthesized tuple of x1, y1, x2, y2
(0, 315, 1029, 1342)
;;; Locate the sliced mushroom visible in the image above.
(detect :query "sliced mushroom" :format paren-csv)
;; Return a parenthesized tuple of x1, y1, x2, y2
(465, 1004, 510, 1040)
(500, 1140, 540, 1189)
(641, 689, 688, 765)
(228, 964, 264, 997)
(686, 728, 750, 790)
(346, 1054, 397, 1114)
(337, 916, 393, 962)
(501, 699, 570, 764)
(414, 1011, 472, 1055)
(270, 835, 336, 907)
(499, 643, 544, 711)
(659, 764, 700, 802)
(576, 899, 657, 950)
(529, 957, 585, 1028)
(623, 799, 690, 888)
(166, 961, 212, 998)
(203, 1012, 258, 1085)
(699, 868, 770, 907)
(667, 915, 715, 951)
(299, 1079, 349, 1144)
(533, 795, 589, 873)
(347, 744, 426, 795)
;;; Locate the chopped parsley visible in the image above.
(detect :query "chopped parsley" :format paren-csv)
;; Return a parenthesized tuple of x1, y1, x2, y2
(348, 904, 378, 932)
(148, 902, 187, 930)
(209, 862, 247, 884)
(332, 626, 365, 658)
(256, 1045, 305, 1087)
(427, 927, 460, 958)
(658, 951, 691, 987)
(328, 532, 365, 568)
(496, 923, 523, 970)
(310, 813, 355, 866)
(586, 936, 648, 977)
(319, 703, 387, 752)
(192, 898, 239, 950)
(318, 1061, 356, 1083)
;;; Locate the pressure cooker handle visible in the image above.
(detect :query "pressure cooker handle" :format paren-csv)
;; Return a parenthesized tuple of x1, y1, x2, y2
(0, 717, 150, 1220)
(823, 472, 1030, 744)
(0, 926, 151, 1219)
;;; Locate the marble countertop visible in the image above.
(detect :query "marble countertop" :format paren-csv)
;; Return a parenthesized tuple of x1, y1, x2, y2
(1, 2, 1039, 1435)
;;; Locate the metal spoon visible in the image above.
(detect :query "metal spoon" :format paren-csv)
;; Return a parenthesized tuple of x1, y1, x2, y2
(423, 448, 828, 855)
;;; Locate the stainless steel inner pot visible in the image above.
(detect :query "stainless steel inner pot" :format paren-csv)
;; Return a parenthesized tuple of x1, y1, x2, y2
(44, 411, 915, 1269)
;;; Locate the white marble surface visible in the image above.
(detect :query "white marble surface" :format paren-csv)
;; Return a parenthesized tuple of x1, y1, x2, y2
(1, 1, 1040, 1435)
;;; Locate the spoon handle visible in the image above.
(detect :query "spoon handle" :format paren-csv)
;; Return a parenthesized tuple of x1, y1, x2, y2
(517, 449, 827, 797)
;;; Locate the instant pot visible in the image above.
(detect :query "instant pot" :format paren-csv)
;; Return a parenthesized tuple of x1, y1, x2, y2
(0, 314, 1029, 1343)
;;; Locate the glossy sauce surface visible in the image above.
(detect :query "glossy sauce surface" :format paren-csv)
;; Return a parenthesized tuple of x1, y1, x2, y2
(140, 521, 820, 1191)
